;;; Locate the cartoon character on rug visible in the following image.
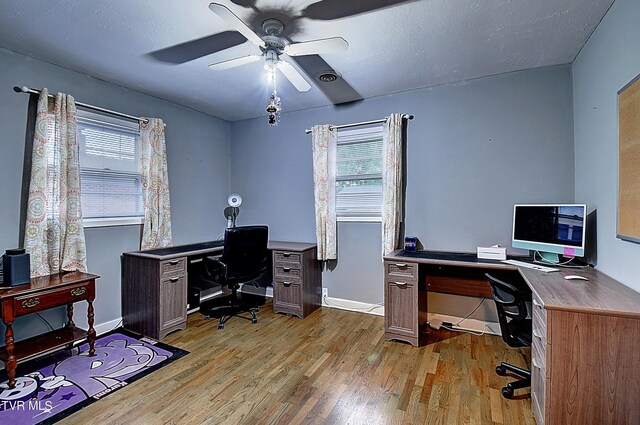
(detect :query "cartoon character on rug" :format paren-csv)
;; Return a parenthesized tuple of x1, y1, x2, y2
(52, 337, 169, 398)
(0, 334, 171, 421)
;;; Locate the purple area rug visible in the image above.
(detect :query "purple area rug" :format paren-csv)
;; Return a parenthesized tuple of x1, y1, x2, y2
(0, 329, 188, 424)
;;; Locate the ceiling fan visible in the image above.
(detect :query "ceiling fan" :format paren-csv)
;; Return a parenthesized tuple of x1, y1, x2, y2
(148, 1, 415, 118)
(208, 3, 348, 94)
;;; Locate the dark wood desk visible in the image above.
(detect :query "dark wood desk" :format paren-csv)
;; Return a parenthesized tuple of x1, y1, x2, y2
(383, 249, 640, 425)
(0, 271, 99, 388)
(122, 240, 321, 339)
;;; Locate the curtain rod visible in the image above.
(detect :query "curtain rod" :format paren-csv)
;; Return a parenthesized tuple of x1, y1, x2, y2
(304, 114, 413, 134)
(13, 86, 149, 124)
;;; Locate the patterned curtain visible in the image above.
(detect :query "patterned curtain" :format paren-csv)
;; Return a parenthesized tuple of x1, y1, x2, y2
(140, 118, 173, 250)
(24, 89, 87, 276)
(382, 113, 405, 256)
(311, 124, 337, 260)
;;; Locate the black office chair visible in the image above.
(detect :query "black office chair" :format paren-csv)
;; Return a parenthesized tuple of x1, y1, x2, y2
(202, 225, 269, 329)
(486, 273, 532, 399)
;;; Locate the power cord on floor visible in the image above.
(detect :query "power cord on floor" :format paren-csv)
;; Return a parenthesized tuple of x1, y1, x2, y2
(110, 318, 124, 332)
(453, 298, 486, 326)
(440, 323, 488, 336)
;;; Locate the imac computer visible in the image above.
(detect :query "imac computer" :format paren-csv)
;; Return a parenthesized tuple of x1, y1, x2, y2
(512, 204, 587, 264)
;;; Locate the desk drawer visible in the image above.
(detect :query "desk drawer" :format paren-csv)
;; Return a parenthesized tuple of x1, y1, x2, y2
(273, 279, 303, 315)
(532, 294, 548, 343)
(274, 265, 302, 280)
(385, 261, 417, 281)
(160, 258, 186, 277)
(14, 282, 92, 316)
(273, 251, 302, 265)
(531, 341, 548, 424)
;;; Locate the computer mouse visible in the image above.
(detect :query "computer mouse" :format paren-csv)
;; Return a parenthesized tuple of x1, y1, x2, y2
(564, 275, 589, 281)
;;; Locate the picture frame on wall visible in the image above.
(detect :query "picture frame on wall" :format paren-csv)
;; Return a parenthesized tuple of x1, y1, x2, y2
(617, 72, 640, 244)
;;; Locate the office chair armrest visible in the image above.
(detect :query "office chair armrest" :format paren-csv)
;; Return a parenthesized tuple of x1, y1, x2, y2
(204, 256, 226, 281)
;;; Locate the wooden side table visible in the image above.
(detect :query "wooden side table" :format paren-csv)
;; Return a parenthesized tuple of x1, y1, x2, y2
(0, 271, 99, 389)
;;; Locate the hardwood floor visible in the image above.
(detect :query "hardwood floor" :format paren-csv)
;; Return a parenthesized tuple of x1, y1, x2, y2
(66, 303, 536, 424)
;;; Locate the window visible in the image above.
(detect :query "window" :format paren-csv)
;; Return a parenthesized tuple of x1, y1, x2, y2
(335, 126, 383, 221)
(77, 111, 143, 227)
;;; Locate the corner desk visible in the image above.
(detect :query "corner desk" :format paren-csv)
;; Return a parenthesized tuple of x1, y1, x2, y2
(383, 250, 640, 425)
(122, 240, 321, 340)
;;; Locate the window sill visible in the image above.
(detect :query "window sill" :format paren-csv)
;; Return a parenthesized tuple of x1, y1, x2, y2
(337, 216, 382, 223)
(83, 217, 144, 228)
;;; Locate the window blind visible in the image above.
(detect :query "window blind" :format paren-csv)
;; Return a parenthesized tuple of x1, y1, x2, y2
(336, 127, 383, 218)
(77, 114, 143, 219)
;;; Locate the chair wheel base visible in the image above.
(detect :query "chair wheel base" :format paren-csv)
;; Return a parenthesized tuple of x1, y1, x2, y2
(502, 386, 514, 398)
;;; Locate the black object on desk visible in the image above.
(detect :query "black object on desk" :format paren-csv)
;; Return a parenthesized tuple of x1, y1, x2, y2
(2, 248, 31, 286)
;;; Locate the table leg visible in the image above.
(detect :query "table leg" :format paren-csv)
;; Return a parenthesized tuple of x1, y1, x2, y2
(4, 321, 17, 389)
(87, 299, 96, 356)
(66, 303, 75, 328)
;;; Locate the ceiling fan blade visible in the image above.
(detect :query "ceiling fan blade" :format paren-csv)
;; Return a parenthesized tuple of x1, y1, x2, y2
(278, 61, 311, 92)
(291, 55, 362, 104)
(284, 37, 348, 57)
(229, 0, 257, 8)
(301, 0, 415, 20)
(209, 55, 262, 70)
(147, 31, 248, 64)
(208, 3, 265, 47)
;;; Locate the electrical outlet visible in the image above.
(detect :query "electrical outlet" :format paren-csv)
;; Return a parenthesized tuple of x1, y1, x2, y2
(322, 288, 328, 298)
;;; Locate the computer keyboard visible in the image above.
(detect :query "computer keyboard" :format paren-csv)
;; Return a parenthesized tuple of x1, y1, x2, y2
(501, 259, 559, 273)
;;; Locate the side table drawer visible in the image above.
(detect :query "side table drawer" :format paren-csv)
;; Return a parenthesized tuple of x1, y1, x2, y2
(14, 283, 92, 316)
(160, 258, 186, 277)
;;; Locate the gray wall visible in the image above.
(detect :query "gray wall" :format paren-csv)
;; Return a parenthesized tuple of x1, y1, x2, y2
(572, 0, 640, 292)
(0, 47, 230, 340)
(230, 66, 575, 319)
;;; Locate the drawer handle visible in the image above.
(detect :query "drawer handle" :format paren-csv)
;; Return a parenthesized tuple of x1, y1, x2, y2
(168, 259, 180, 265)
(283, 267, 291, 272)
(394, 281, 408, 286)
(71, 287, 86, 297)
(169, 277, 180, 282)
(394, 263, 408, 268)
(533, 330, 543, 340)
(532, 358, 541, 369)
(532, 298, 543, 308)
(282, 252, 292, 257)
(282, 281, 292, 287)
(22, 298, 40, 308)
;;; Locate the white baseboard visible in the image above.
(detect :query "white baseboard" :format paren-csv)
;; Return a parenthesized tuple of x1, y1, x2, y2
(79, 317, 122, 336)
(322, 296, 385, 316)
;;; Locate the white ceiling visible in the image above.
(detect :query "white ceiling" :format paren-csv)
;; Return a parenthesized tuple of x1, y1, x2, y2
(0, 0, 613, 122)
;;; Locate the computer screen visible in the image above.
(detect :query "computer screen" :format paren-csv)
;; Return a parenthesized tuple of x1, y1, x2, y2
(512, 204, 586, 258)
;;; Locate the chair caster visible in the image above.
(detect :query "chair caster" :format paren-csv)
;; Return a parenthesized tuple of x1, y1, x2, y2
(251, 318, 257, 324)
(218, 323, 224, 329)
(496, 365, 507, 376)
(203, 315, 211, 320)
(502, 386, 514, 399)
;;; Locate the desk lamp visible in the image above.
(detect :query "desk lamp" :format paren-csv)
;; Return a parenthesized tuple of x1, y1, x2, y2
(224, 193, 242, 228)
